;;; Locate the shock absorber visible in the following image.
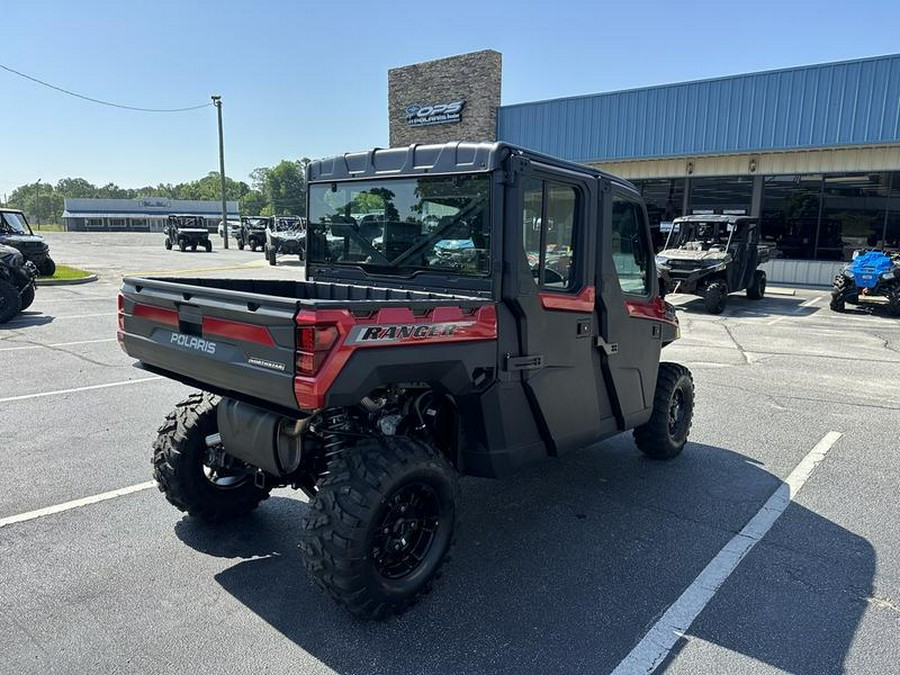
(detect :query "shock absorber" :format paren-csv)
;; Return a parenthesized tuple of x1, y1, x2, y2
(320, 409, 352, 458)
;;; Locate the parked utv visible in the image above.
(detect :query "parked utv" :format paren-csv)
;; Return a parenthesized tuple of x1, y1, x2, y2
(118, 142, 694, 619)
(830, 249, 900, 315)
(265, 216, 306, 265)
(0, 243, 38, 323)
(164, 215, 212, 252)
(656, 215, 771, 314)
(0, 208, 56, 276)
(238, 216, 272, 252)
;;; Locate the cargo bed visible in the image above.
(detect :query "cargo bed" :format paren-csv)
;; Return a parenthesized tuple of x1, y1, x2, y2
(118, 276, 494, 413)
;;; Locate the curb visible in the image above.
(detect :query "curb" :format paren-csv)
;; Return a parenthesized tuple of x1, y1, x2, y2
(36, 274, 99, 286)
(765, 287, 796, 297)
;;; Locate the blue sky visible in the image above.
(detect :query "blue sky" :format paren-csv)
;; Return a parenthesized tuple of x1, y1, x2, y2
(3, 0, 898, 194)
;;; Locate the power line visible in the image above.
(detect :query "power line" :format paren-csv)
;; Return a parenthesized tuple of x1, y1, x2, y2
(0, 63, 212, 113)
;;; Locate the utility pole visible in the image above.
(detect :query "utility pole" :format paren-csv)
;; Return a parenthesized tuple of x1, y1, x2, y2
(34, 178, 42, 227)
(211, 95, 229, 249)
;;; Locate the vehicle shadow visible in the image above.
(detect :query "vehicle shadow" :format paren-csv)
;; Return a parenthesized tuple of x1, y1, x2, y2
(1, 312, 55, 328)
(670, 293, 820, 319)
(175, 436, 873, 675)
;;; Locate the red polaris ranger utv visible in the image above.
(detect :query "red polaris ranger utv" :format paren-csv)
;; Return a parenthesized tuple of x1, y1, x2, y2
(118, 143, 693, 619)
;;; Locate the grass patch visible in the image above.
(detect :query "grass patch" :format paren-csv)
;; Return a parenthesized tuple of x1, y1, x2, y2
(41, 264, 92, 280)
(30, 222, 66, 232)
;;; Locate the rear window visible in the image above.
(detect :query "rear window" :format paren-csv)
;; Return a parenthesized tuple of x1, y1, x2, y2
(307, 174, 491, 277)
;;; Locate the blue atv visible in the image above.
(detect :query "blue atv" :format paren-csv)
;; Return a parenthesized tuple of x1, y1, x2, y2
(830, 250, 900, 316)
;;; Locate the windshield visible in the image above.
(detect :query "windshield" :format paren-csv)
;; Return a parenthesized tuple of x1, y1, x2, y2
(244, 218, 269, 229)
(665, 221, 730, 250)
(0, 211, 32, 235)
(307, 174, 491, 276)
(274, 218, 302, 232)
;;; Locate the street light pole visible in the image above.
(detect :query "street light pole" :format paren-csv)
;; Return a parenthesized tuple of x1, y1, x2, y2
(211, 95, 229, 249)
(34, 178, 41, 228)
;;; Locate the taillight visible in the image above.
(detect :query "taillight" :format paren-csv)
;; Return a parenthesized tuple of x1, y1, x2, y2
(296, 324, 338, 376)
(117, 294, 125, 331)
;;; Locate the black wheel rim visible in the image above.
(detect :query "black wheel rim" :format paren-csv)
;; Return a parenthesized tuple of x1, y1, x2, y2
(372, 483, 440, 579)
(668, 387, 688, 440)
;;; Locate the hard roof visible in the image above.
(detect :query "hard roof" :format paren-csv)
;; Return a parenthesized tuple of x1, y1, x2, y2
(308, 141, 637, 193)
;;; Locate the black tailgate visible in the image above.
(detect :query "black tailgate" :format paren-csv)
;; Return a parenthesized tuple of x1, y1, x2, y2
(119, 277, 300, 411)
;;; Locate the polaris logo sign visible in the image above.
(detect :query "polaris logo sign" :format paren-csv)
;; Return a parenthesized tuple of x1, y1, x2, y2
(405, 100, 465, 127)
(170, 333, 217, 354)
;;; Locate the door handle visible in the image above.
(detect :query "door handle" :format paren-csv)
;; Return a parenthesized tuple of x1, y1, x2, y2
(576, 318, 592, 338)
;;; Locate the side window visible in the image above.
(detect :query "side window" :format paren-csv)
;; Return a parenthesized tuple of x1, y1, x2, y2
(523, 178, 578, 289)
(611, 196, 651, 295)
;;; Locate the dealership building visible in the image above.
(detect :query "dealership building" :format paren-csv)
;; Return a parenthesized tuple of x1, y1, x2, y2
(62, 198, 239, 232)
(389, 51, 900, 285)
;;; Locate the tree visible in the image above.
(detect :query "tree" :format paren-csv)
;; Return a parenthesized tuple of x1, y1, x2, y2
(263, 160, 309, 216)
(55, 177, 96, 198)
(240, 190, 266, 216)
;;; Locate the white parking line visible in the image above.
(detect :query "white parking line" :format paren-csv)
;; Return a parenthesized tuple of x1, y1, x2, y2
(611, 431, 843, 675)
(0, 376, 163, 403)
(0, 338, 117, 352)
(0, 481, 157, 529)
(800, 295, 825, 308)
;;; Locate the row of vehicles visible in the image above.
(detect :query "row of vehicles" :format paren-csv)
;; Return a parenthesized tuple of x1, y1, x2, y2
(166, 214, 306, 260)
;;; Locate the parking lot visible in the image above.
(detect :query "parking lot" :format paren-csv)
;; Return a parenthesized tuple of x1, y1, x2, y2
(2, 233, 900, 674)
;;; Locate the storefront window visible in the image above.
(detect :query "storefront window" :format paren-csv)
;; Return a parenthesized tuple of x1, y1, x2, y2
(761, 175, 822, 260)
(688, 176, 754, 215)
(633, 178, 685, 250)
(885, 173, 900, 250)
(821, 173, 891, 260)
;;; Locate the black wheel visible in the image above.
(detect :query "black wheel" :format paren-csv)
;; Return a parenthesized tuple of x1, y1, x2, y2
(152, 391, 270, 521)
(238, 240, 245, 251)
(38, 257, 56, 277)
(204, 240, 212, 252)
(830, 276, 856, 312)
(267, 247, 277, 266)
(19, 284, 35, 311)
(178, 239, 187, 252)
(190, 243, 197, 252)
(887, 285, 900, 317)
(633, 362, 694, 459)
(300, 436, 458, 619)
(0, 279, 22, 323)
(703, 280, 727, 314)
(746, 270, 766, 300)
(165, 238, 172, 250)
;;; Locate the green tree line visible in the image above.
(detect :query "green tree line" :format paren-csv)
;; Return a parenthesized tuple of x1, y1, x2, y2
(3, 158, 310, 223)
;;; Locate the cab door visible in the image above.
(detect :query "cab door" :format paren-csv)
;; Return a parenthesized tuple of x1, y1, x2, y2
(505, 168, 616, 456)
(596, 185, 665, 429)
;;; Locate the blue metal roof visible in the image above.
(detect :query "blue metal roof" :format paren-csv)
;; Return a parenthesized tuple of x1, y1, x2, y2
(496, 54, 900, 162)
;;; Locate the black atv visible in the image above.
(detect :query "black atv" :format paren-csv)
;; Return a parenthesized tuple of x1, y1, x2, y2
(265, 216, 306, 265)
(0, 243, 38, 323)
(655, 215, 771, 314)
(0, 208, 56, 276)
(164, 215, 212, 252)
(238, 216, 272, 252)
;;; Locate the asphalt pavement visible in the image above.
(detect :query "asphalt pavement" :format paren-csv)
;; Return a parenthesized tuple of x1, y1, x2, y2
(1, 233, 899, 674)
